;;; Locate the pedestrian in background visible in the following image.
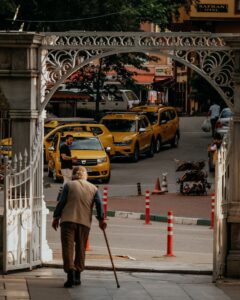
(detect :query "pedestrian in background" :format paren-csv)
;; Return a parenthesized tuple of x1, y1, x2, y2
(52, 166, 106, 288)
(60, 134, 77, 184)
(208, 100, 220, 137)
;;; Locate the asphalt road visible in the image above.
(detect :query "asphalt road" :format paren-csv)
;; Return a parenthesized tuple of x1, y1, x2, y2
(0, 116, 214, 214)
(44, 116, 214, 197)
(47, 213, 213, 271)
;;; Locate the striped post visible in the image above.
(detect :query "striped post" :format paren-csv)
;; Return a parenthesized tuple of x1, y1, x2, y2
(137, 182, 142, 196)
(145, 190, 151, 224)
(210, 193, 215, 229)
(165, 211, 175, 257)
(103, 186, 108, 220)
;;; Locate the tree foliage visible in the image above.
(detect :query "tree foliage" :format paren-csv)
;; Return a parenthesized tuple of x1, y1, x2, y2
(0, 0, 199, 119)
(0, 0, 198, 31)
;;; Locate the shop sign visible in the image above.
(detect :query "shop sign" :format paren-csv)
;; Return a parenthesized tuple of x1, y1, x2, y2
(196, 4, 228, 13)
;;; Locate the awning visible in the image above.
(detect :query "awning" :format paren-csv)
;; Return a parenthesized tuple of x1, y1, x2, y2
(132, 74, 154, 85)
(154, 76, 172, 82)
(133, 74, 174, 86)
(152, 77, 175, 91)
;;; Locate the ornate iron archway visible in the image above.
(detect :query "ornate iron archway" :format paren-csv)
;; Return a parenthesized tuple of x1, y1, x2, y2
(2, 31, 240, 278)
(40, 32, 235, 111)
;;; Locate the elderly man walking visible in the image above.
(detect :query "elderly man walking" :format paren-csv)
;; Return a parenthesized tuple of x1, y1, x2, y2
(52, 166, 107, 288)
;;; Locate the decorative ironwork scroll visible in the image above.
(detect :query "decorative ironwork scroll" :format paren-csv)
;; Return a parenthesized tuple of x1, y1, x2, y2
(41, 32, 235, 109)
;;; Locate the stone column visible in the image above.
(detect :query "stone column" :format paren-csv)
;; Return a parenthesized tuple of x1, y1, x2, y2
(0, 33, 43, 159)
(0, 33, 53, 266)
(226, 113, 240, 277)
(223, 39, 240, 277)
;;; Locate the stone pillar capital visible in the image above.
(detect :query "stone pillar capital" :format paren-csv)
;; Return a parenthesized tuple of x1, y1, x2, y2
(8, 109, 39, 120)
(0, 32, 44, 47)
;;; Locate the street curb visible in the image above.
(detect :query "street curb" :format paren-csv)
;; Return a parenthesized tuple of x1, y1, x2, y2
(96, 209, 211, 226)
(47, 206, 211, 226)
(42, 262, 212, 276)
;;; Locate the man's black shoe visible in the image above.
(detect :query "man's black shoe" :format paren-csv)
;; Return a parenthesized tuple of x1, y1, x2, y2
(74, 271, 81, 285)
(64, 270, 74, 288)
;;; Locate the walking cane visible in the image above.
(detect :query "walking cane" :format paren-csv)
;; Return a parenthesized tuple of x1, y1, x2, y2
(103, 228, 120, 288)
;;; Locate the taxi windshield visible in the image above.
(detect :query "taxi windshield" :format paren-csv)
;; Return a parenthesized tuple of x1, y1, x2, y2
(102, 119, 136, 132)
(44, 127, 54, 136)
(60, 137, 103, 150)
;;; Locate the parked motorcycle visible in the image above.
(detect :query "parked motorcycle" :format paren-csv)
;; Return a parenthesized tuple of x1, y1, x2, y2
(175, 160, 211, 195)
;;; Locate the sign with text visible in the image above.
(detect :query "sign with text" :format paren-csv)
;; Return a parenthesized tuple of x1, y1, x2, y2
(197, 4, 228, 13)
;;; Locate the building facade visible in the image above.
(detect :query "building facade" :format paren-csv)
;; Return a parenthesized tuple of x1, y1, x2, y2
(169, 0, 240, 114)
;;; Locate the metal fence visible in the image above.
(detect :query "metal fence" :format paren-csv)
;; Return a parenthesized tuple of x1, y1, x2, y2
(3, 121, 43, 272)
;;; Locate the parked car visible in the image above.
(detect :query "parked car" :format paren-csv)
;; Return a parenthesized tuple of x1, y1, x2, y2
(0, 137, 12, 158)
(44, 122, 115, 162)
(76, 89, 140, 111)
(130, 105, 180, 152)
(215, 107, 233, 137)
(44, 120, 61, 135)
(100, 112, 154, 162)
(48, 131, 111, 183)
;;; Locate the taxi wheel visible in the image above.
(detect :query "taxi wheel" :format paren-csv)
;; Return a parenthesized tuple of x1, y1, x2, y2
(171, 133, 179, 148)
(132, 144, 139, 162)
(155, 137, 161, 153)
(147, 139, 154, 157)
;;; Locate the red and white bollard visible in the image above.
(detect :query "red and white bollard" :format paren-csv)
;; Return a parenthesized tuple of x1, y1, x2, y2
(145, 190, 151, 224)
(103, 186, 108, 220)
(210, 193, 215, 229)
(165, 211, 175, 257)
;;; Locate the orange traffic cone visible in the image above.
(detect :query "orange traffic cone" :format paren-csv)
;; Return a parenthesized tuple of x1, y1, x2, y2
(86, 238, 91, 251)
(152, 177, 165, 195)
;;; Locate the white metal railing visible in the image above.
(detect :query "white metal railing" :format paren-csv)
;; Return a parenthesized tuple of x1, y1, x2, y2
(213, 133, 231, 281)
(3, 120, 44, 272)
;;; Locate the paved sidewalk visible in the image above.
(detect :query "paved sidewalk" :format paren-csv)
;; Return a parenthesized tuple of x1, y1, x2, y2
(1, 268, 240, 300)
(2, 192, 239, 300)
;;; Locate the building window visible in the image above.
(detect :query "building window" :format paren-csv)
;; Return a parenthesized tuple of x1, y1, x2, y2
(236, 0, 240, 13)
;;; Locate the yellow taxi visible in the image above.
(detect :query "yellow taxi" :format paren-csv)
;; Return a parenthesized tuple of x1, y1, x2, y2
(44, 120, 61, 135)
(48, 131, 111, 183)
(130, 105, 180, 152)
(100, 112, 154, 162)
(0, 121, 61, 159)
(44, 123, 115, 162)
(0, 138, 12, 158)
